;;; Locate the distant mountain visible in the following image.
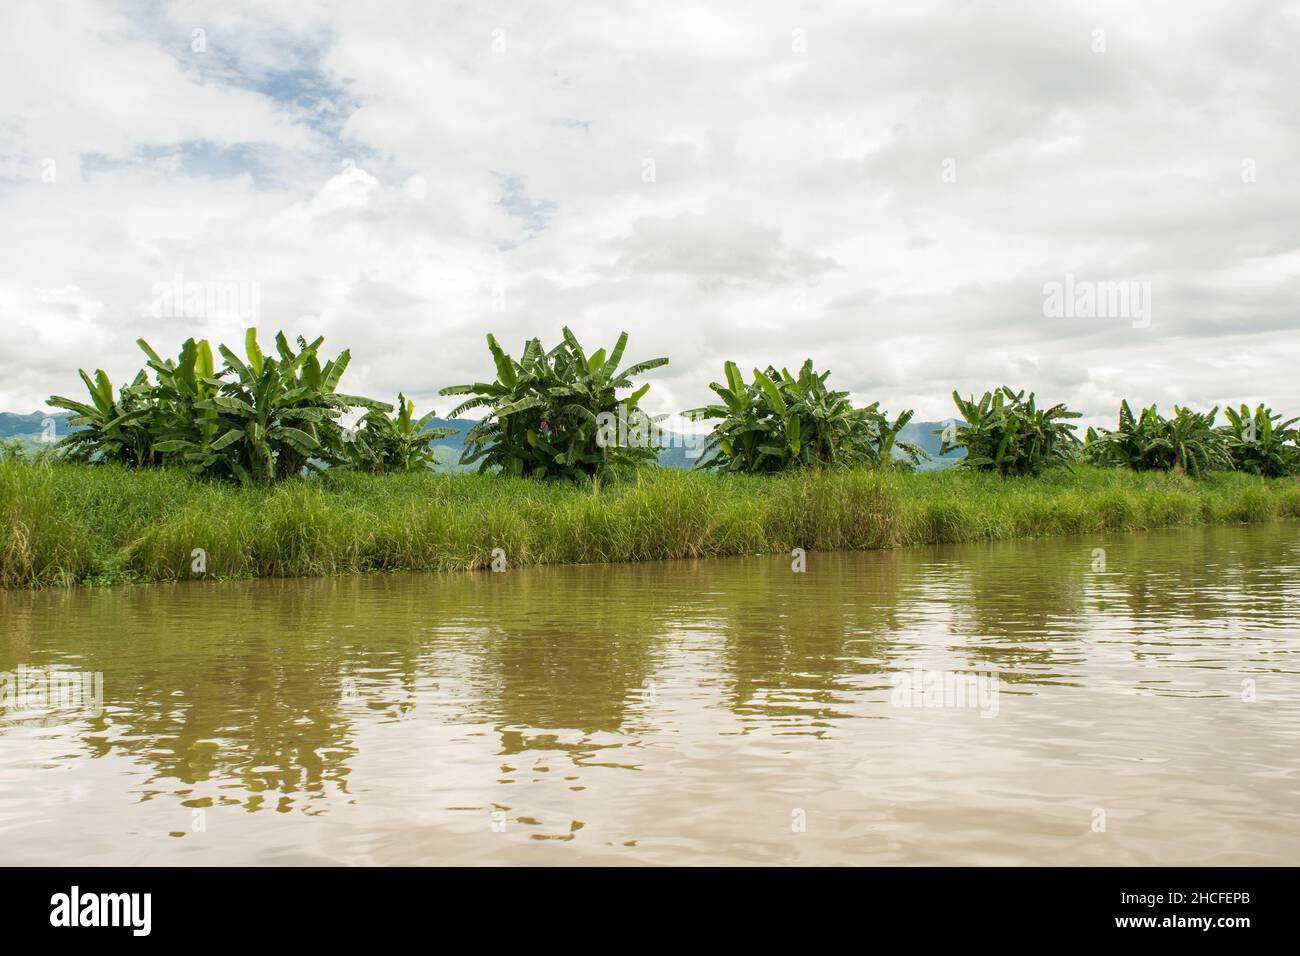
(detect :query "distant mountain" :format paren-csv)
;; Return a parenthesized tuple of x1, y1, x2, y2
(901, 418, 965, 471)
(423, 417, 473, 447)
(0, 411, 72, 452)
(0, 410, 68, 439)
(656, 440, 703, 470)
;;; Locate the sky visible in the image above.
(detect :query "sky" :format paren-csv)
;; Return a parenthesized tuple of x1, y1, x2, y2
(2, 0, 1299, 427)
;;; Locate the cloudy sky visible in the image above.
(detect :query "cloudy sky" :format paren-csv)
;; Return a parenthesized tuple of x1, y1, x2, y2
(2, 0, 1298, 426)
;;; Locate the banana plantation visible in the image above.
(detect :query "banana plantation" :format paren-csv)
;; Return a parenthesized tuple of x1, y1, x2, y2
(41, 328, 1300, 484)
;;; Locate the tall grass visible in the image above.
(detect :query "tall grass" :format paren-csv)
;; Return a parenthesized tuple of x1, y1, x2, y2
(2, 459, 1297, 587)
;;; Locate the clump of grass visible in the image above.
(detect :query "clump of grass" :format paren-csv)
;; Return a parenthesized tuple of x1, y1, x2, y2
(0, 460, 90, 586)
(764, 468, 905, 551)
(3, 461, 1297, 588)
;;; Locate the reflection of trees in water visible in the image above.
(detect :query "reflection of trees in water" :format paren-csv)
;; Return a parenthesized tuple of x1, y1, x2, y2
(0, 568, 682, 804)
(1091, 525, 1300, 631)
(702, 550, 914, 726)
(942, 538, 1089, 683)
(460, 564, 674, 751)
(3, 522, 1291, 812)
(940, 523, 1300, 679)
(89, 647, 358, 813)
(460, 551, 919, 738)
(0, 577, 420, 813)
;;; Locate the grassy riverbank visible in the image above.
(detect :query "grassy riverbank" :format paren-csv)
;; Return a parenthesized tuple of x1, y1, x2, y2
(2, 459, 1298, 587)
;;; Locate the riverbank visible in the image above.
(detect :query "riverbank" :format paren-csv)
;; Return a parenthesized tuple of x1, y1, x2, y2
(2, 460, 1298, 587)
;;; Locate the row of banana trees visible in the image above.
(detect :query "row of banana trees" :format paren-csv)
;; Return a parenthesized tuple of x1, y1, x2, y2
(441, 336, 929, 477)
(47, 327, 1300, 483)
(1084, 400, 1298, 478)
(442, 334, 1298, 479)
(940, 387, 1300, 478)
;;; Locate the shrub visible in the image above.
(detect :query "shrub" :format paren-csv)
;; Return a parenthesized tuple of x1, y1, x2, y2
(342, 393, 457, 474)
(940, 387, 1081, 476)
(48, 368, 156, 467)
(48, 329, 388, 484)
(1084, 401, 1230, 477)
(441, 328, 668, 480)
(687, 359, 927, 473)
(1218, 404, 1300, 477)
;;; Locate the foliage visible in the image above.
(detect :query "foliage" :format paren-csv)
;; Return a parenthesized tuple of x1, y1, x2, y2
(48, 368, 156, 467)
(346, 393, 458, 473)
(686, 359, 928, 473)
(1084, 401, 1231, 477)
(5, 460, 1298, 587)
(197, 330, 390, 483)
(441, 328, 668, 480)
(48, 329, 389, 484)
(0, 439, 28, 462)
(134, 336, 225, 475)
(940, 387, 1081, 476)
(43, 328, 1299, 489)
(1218, 404, 1300, 478)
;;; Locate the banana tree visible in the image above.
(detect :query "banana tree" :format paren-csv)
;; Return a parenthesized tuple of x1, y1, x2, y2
(48, 369, 155, 466)
(1164, 405, 1230, 476)
(134, 336, 229, 476)
(687, 359, 926, 472)
(1085, 401, 1230, 477)
(190, 329, 389, 484)
(351, 393, 458, 473)
(870, 406, 928, 469)
(1218, 404, 1299, 477)
(940, 387, 1081, 476)
(441, 328, 668, 479)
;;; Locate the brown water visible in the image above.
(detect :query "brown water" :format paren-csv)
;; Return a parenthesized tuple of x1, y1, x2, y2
(2, 522, 1298, 866)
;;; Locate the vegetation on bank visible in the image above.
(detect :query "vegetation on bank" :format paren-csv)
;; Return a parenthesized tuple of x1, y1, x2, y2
(15, 326, 1299, 589)
(686, 359, 926, 472)
(441, 328, 668, 479)
(2, 459, 1297, 588)
(1085, 401, 1299, 478)
(39, 326, 1300, 485)
(940, 387, 1082, 476)
(47, 329, 448, 483)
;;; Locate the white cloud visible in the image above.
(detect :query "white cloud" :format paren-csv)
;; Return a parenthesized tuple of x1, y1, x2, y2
(1, 0, 1299, 428)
